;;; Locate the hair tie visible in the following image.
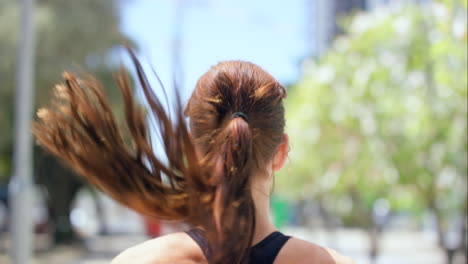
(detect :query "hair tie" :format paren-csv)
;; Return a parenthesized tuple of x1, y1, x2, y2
(231, 112, 249, 122)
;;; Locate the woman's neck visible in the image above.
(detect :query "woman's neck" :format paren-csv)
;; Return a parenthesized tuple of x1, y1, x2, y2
(251, 180, 276, 245)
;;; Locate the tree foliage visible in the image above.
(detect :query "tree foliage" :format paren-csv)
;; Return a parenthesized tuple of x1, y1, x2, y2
(0, 0, 126, 181)
(0, 0, 131, 243)
(280, 0, 467, 230)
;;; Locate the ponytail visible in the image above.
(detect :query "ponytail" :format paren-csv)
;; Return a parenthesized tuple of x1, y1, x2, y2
(34, 49, 195, 220)
(208, 116, 256, 263)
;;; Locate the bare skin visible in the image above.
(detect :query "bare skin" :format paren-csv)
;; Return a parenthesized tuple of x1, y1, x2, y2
(112, 134, 355, 264)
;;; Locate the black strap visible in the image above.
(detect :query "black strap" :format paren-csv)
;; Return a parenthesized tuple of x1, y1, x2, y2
(186, 228, 213, 260)
(249, 231, 291, 264)
(185, 229, 290, 264)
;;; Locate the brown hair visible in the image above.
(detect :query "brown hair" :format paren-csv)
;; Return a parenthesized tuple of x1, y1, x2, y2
(33, 49, 286, 263)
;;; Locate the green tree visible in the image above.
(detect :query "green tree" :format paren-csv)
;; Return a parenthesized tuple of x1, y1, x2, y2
(280, 1, 467, 263)
(0, 0, 130, 244)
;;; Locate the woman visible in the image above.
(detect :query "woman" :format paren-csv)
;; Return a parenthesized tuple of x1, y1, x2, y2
(34, 49, 354, 264)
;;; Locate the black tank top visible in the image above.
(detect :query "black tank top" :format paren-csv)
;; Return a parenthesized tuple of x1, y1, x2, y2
(186, 228, 291, 264)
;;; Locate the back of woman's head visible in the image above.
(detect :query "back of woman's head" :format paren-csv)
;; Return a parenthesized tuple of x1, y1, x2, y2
(186, 61, 286, 169)
(186, 61, 286, 262)
(33, 50, 286, 263)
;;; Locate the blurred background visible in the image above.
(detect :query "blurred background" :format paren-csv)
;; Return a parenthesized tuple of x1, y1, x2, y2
(0, 0, 466, 263)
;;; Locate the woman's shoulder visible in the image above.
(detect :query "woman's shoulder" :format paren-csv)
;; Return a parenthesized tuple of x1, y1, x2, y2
(324, 247, 356, 264)
(275, 237, 356, 264)
(111, 232, 207, 264)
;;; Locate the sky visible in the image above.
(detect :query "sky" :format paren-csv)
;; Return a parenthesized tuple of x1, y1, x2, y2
(120, 0, 310, 101)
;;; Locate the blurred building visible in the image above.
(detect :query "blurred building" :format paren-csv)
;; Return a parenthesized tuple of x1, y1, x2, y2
(310, 0, 427, 56)
(311, 0, 366, 56)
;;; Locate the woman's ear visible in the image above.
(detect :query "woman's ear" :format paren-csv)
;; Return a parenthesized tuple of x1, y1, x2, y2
(272, 133, 289, 172)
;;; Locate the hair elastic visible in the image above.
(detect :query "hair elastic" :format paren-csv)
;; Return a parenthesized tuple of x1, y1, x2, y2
(231, 112, 249, 122)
